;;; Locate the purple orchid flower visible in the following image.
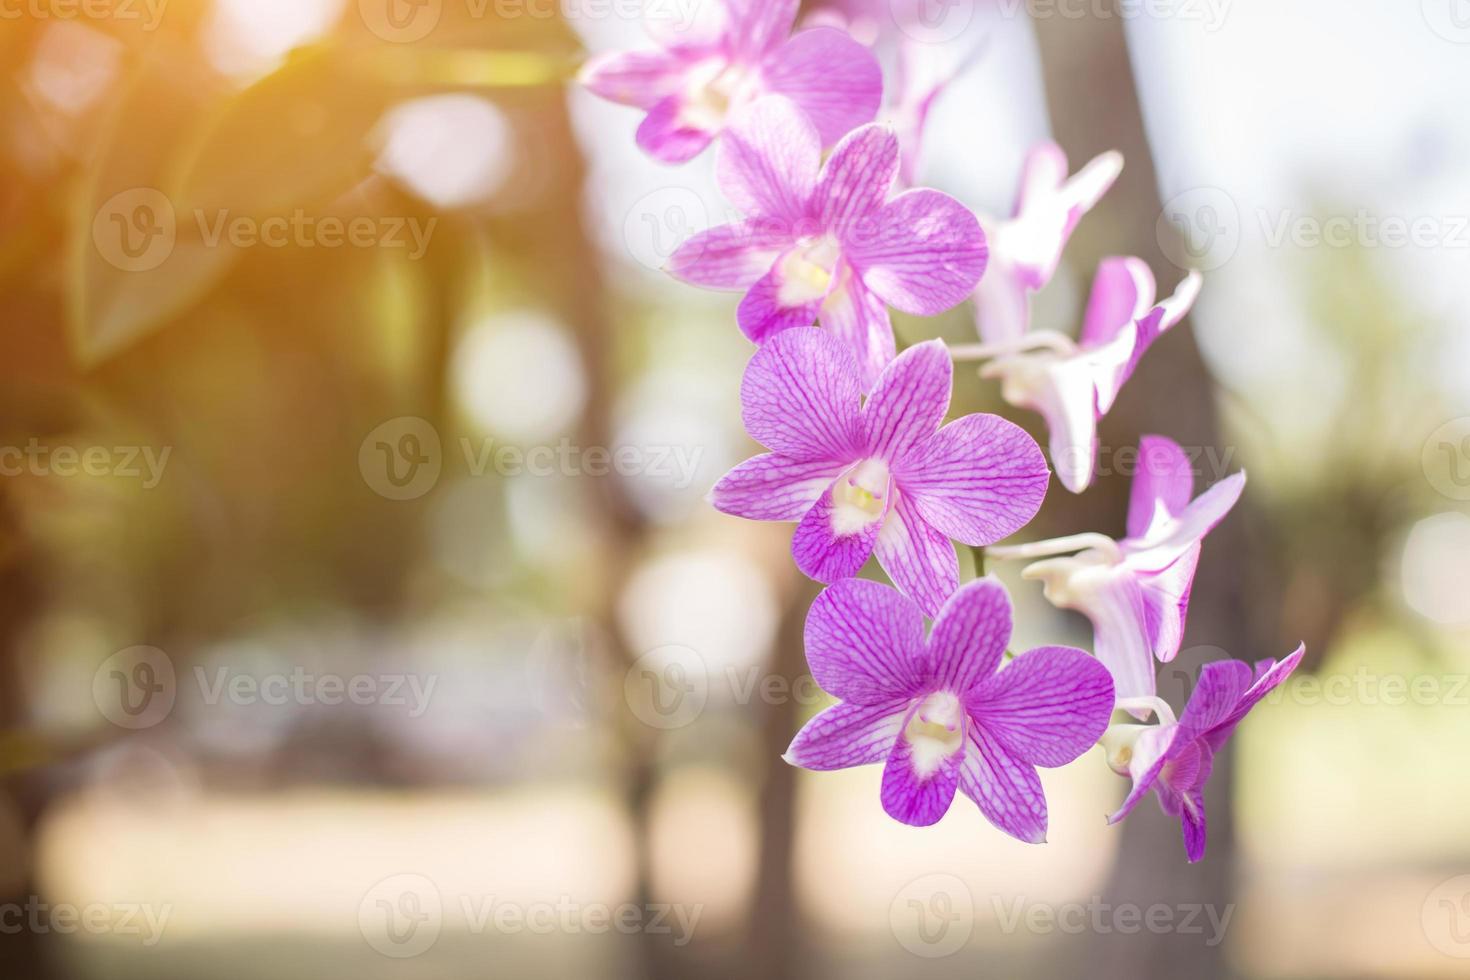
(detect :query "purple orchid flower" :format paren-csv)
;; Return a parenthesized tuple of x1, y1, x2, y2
(988, 436, 1245, 708)
(786, 577, 1116, 839)
(1101, 646, 1304, 861)
(972, 142, 1123, 345)
(668, 96, 988, 387)
(578, 0, 883, 164)
(973, 258, 1202, 493)
(711, 328, 1049, 615)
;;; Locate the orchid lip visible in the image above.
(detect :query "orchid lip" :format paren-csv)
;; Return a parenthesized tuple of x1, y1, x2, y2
(776, 235, 843, 307)
(678, 58, 759, 132)
(903, 691, 966, 778)
(830, 457, 892, 536)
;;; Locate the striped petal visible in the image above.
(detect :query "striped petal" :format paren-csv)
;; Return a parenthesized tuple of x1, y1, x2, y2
(791, 478, 883, 583)
(784, 699, 907, 770)
(716, 96, 819, 222)
(636, 93, 718, 163)
(881, 724, 963, 826)
(709, 453, 844, 521)
(873, 494, 958, 618)
(848, 189, 988, 316)
(763, 28, 884, 149)
(740, 328, 862, 462)
(861, 340, 951, 463)
(803, 577, 927, 704)
(819, 272, 896, 391)
(925, 577, 1012, 694)
(957, 727, 1047, 843)
(967, 646, 1115, 767)
(814, 123, 899, 237)
(579, 47, 691, 108)
(667, 220, 793, 290)
(898, 413, 1050, 546)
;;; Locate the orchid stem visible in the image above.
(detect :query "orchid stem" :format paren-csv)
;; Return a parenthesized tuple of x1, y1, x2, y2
(948, 330, 1078, 362)
(1115, 696, 1178, 727)
(987, 532, 1121, 562)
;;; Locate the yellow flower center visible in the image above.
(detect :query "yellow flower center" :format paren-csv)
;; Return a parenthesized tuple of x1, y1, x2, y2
(904, 692, 966, 777)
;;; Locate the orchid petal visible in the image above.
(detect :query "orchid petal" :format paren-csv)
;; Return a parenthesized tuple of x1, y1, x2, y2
(873, 494, 958, 618)
(725, 0, 800, 58)
(1138, 545, 1200, 664)
(804, 577, 927, 704)
(1078, 256, 1156, 348)
(819, 272, 896, 390)
(1201, 644, 1305, 752)
(814, 124, 899, 237)
(784, 699, 907, 770)
(1008, 144, 1122, 289)
(882, 731, 962, 826)
(709, 453, 844, 521)
(636, 93, 717, 163)
(847, 189, 988, 316)
(1126, 435, 1197, 540)
(1024, 560, 1156, 706)
(736, 265, 822, 343)
(1180, 790, 1209, 862)
(971, 255, 1030, 344)
(861, 340, 951, 463)
(1178, 659, 1255, 738)
(983, 353, 1098, 494)
(717, 96, 820, 222)
(1106, 723, 1179, 824)
(899, 413, 1050, 546)
(968, 646, 1115, 767)
(1123, 471, 1246, 572)
(1113, 271, 1203, 395)
(792, 479, 883, 583)
(925, 578, 1012, 694)
(667, 219, 794, 289)
(740, 328, 862, 462)
(957, 728, 1047, 843)
(579, 48, 690, 109)
(763, 28, 885, 148)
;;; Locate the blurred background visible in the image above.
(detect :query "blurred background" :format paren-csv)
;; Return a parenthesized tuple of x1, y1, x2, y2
(1, 1, 1469, 977)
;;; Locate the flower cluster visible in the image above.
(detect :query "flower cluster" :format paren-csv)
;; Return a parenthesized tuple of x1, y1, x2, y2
(581, 2, 1302, 863)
